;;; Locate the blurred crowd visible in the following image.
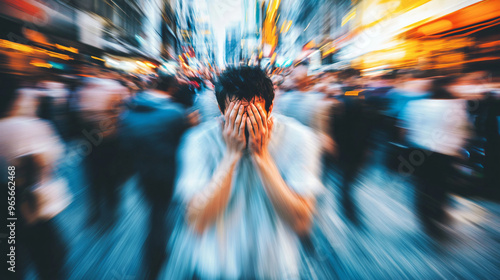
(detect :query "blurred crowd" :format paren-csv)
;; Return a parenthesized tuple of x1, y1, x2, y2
(1, 54, 500, 279)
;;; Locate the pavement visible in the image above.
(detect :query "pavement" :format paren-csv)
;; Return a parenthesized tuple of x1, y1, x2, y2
(23, 141, 500, 279)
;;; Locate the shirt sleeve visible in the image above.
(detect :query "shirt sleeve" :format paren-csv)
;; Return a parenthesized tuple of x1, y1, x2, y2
(174, 128, 215, 204)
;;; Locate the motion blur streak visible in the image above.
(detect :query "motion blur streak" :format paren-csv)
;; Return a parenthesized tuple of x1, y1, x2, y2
(0, 0, 500, 279)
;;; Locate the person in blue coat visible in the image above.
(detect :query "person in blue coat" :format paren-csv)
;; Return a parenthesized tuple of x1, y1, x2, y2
(120, 73, 198, 280)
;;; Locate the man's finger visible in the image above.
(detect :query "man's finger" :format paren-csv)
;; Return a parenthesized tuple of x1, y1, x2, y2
(267, 116, 274, 132)
(247, 118, 257, 152)
(247, 106, 260, 135)
(224, 101, 236, 124)
(256, 105, 268, 129)
(229, 101, 240, 127)
(251, 104, 264, 132)
(234, 103, 245, 130)
(246, 117, 255, 138)
(239, 114, 247, 137)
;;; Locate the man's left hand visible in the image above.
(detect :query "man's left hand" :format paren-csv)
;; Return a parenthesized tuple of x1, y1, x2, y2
(246, 104, 273, 158)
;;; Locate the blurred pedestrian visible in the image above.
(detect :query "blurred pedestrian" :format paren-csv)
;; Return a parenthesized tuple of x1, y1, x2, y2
(399, 76, 473, 235)
(333, 68, 375, 224)
(75, 63, 130, 226)
(383, 70, 431, 170)
(0, 69, 71, 280)
(274, 62, 338, 159)
(36, 75, 72, 141)
(120, 73, 199, 280)
(463, 71, 500, 197)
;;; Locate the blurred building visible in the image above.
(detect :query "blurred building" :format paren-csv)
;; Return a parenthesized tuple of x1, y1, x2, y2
(0, 0, 182, 76)
(225, 24, 242, 65)
(336, 0, 500, 73)
(175, 0, 218, 70)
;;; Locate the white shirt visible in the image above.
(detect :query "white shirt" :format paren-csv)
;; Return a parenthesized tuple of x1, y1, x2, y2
(165, 114, 324, 279)
(77, 77, 128, 137)
(0, 117, 71, 224)
(400, 99, 472, 157)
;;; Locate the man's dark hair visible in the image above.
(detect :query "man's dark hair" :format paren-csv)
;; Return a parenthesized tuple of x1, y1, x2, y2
(215, 66, 274, 113)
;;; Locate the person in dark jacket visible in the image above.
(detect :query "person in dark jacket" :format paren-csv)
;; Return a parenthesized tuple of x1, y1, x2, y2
(120, 73, 198, 280)
(471, 91, 500, 196)
(333, 68, 375, 225)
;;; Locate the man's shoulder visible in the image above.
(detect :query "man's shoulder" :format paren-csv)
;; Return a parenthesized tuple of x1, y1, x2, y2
(273, 114, 318, 143)
(183, 118, 221, 144)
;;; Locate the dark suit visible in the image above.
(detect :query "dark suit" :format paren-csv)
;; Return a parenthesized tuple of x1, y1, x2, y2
(120, 91, 190, 279)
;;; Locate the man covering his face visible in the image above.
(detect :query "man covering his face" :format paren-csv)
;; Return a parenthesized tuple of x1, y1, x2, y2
(166, 67, 323, 279)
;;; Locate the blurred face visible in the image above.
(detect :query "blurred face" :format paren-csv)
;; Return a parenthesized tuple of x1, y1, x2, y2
(222, 96, 272, 147)
(222, 96, 271, 119)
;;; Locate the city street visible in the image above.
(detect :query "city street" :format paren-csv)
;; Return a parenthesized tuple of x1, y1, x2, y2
(27, 142, 500, 280)
(2, 0, 500, 279)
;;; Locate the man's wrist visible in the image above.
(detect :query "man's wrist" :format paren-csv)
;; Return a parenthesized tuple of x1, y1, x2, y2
(252, 149, 271, 165)
(225, 150, 242, 163)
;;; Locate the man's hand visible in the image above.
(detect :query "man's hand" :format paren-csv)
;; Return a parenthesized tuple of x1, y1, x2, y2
(246, 103, 273, 157)
(223, 101, 247, 158)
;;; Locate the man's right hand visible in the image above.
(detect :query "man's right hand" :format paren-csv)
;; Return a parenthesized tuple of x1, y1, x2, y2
(222, 101, 247, 157)
(188, 100, 246, 233)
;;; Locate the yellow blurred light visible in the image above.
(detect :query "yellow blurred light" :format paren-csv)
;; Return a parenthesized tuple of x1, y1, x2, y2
(0, 39, 34, 53)
(304, 22, 311, 32)
(136, 61, 146, 67)
(0, 39, 72, 61)
(30, 62, 52, 68)
(266, 0, 272, 14)
(419, 20, 453, 35)
(145, 62, 156, 68)
(91, 56, 105, 62)
(322, 47, 336, 57)
(345, 90, 362, 96)
(37, 48, 72, 60)
(55, 44, 78, 54)
(304, 40, 315, 50)
(284, 21, 292, 33)
(342, 8, 356, 27)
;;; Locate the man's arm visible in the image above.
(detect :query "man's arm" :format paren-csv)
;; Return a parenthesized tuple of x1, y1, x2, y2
(186, 151, 240, 234)
(247, 104, 316, 235)
(186, 101, 247, 234)
(254, 153, 316, 235)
